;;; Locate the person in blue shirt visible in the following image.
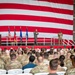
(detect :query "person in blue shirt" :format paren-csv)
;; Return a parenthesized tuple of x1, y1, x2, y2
(22, 55, 37, 70)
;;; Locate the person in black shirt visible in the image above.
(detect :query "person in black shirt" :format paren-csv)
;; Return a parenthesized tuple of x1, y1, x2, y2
(34, 29, 39, 45)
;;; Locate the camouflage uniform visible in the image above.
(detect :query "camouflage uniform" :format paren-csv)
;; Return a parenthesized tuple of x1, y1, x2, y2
(5, 59, 22, 70)
(66, 59, 73, 69)
(20, 54, 29, 66)
(58, 32, 63, 45)
(67, 68, 75, 75)
(48, 55, 54, 61)
(1, 54, 10, 64)
(0, 59, 5, 69)
(43, 59, 49, 65)
(30, 63, 48, 74)
(16, 55, 23, 63)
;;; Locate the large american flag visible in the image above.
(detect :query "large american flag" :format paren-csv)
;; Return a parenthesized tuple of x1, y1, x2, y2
(0, 0, 73, 40)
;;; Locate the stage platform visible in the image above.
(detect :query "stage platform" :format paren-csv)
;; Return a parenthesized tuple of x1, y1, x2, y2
(0, 45, 75, 50)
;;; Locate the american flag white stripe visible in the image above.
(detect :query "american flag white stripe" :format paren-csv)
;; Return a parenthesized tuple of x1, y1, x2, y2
(0, 14, 73, 25)
(0, 0, 73, 10)
(0, 20, 73, 30)
(0, 0, 73, 40)
(0, 3, 73, 15)
(0, 9, 73, 20)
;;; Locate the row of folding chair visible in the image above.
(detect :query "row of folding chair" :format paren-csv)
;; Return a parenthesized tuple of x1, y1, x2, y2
(0, 68, 32, 74)
(0, 69, 66, 75)
(0, 74, 32, 75)
(0, 72, 66, 75)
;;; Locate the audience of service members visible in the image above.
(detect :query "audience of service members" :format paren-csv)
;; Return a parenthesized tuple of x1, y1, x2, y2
(0, 46, 75, 75)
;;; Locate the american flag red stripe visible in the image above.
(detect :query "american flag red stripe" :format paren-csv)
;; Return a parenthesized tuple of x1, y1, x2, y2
(0, 15, 73, 25)
(0, 0, 73, 40)
(0, 3, 73, 15)
(37, 0, 73, 5)
(0, 26, 72, 35)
